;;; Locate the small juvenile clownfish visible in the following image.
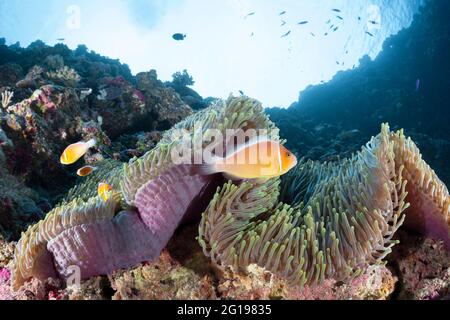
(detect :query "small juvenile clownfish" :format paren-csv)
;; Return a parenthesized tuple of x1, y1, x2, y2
(60, 139, 96, 165)
(76, 166, 97, 177)
(198, 137, 298, 180)
(98, 183, 113, 202)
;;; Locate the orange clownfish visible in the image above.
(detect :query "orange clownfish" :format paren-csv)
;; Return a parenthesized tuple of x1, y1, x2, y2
(198, 137, 297, 180)
(60, 138, 96, 165)
(98, 183, 113, 202)
(76, 165, 97, 177)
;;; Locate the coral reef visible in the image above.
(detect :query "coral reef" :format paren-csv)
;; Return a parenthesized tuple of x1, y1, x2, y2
(9, 95, 450, 299)
(0, 236, 14, 267)
(166, 70, 209, 110)
(0, 173, 44, 240)
(46, 66, 81, 87)
(110, 251, 217, 300)
(0, 39, 205, 244)
(0, 225, 398, 300)
(389, 232, 450, 300)
(1, 0, 450, 300)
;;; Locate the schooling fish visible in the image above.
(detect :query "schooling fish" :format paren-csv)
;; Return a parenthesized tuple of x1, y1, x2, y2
(415, 78, 421, 91)
(281, 20, 287, 26)
(60, 139, 96, 165)
(281, 30, 291, 38)
(332, 9, 341, 13)
(279, 11, 286, 16)
(366, 31, 374, 37)
(172, 33, 187, 41)
(336, 15, 344, 20)
(98, 183, 113, 202)
(77, 165, 97, 177)
(198, 137, 298, 180)
(297, 21, 309, 25)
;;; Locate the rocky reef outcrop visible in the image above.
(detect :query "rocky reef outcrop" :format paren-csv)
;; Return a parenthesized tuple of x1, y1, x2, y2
(0, 40, 207, 241)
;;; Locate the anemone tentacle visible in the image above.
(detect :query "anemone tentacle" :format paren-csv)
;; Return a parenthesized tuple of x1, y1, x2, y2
(198, 123, 448, 287)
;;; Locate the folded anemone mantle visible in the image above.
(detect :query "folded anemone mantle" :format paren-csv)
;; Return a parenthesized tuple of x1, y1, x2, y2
(12, 96, 450, 290)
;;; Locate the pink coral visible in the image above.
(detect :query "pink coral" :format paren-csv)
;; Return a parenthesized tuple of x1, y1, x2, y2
(0, 268, 13, 300)
(36, 86, 57, 112)
(133, 89, 146, 104)
(0, 268, 11, 284)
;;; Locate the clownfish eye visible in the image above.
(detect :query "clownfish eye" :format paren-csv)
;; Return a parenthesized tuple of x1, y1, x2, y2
(286, 152, 291, 157)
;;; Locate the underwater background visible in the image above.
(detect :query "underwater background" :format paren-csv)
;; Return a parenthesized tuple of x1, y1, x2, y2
(0, 0, 427, 107)
(0, 0, 449, 300)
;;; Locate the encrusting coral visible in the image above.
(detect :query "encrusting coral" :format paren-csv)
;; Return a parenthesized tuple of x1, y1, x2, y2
(46, 66, 81, 87)
(10, 96, 450, 292)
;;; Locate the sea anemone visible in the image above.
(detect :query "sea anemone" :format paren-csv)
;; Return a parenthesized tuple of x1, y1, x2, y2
(11, 97, 450, 291)
(198, 124, 449, 286)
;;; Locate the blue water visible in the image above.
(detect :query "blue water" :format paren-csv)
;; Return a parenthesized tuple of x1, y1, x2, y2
(0, 0, 426, 107)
